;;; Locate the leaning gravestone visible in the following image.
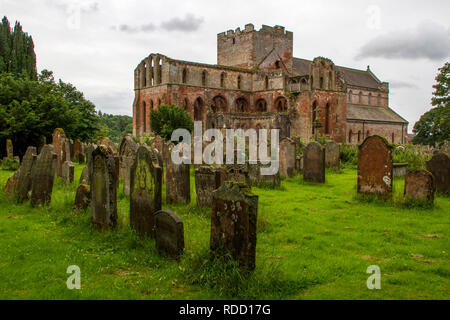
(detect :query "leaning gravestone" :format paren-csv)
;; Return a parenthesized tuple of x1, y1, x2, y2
(31, 145, 57, 207)
(211, 182, 258, 271)
(166, 145, 191, 205)
(154, 210, 185, 260)
(74, 184, 91, 210)
(358, 136, 393, 197)
(404, 170, 435, 204)
(6, 139, 13, 158)
(325, 141, 340, 169)
(279, 138, 296, 178)
(4, 170, 20, 197)
(195, 166, 225, 207)
(426, 153, 450, 195)
(52, 128, 67, 177)
(90, 145, 118, 230)
(16, 146, 37, 203)
(119, 134, 139, 196)
(62, 161, 74, 185)
(303, 142, 325, 183)
(130, 146, 163, 237)
(79, 166, 89, 185)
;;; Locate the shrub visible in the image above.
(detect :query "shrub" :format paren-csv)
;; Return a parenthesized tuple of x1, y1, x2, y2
(150, 105, 193, 142)
(1, 157, 20, 171)
(340, 144, 358, 166)
(393, 144, 432, 170)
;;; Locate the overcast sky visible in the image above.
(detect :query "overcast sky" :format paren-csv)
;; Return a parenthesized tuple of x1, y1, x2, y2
(2, 0, 449, 132)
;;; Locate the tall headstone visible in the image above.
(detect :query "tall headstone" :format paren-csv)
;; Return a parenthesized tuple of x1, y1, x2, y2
(90, 145, 118, 230)
(73, 139, 83, 160)
(52, 128, 66, 177)
(6, 139, 13, 158)
(119, 134, 139, 196)
(404, 170, 435, 204)
(303, 142, 325, 183)
(85, 144, 97, 185)
(62, 161, 75, 185)
(195, 166, 225, 207)
(16, 146, 37, 203)
(358, 136, 393, 197)
(31, 145, 57, 207)
(130, 146, 163, 237)
(154, 210, 185, 260)
(325, 141, 340, 169)
(279, 138, 296, 178)
(426, 153, 450, 195)
(211, 182, 258, 271)
(166, 145, 191, 205)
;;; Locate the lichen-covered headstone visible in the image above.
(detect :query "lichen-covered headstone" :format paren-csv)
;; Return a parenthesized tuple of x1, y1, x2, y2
(279, 138, 296, 178)
(195, 166, 225, 207)
(4, 170, 20, 197)
(303, 142, 325, 183)
(52, 128, 66, 177)
(426, 153, 450, 195)
(211, 182, 258, 271)
(325, 141, 340, 169)
(90, 145, 118, 230)
(74, 184, 91, 210)
(6, 139, 13, 158)
(119, 134, 139, 196)
(154, 210, 184, 260)
(358, 136, 393, 197)
(31, 145, 57, 207)
(166, 145, 191, 205)
(79, 166, 89, 185)
(404, 170, 435, 204)
(441, 141, 450, 157)
(247, 162, 280, 187)
(130, 146, 162, 237)
(225, 163, 251, 186)
(62, 161, 74, 185)
(16, 146, 37, 203)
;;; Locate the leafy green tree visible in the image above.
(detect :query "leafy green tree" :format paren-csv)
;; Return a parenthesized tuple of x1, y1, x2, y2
(150, 105, 194, 141)
(413, 62, 450, 146)
(97, 112, 133, 143)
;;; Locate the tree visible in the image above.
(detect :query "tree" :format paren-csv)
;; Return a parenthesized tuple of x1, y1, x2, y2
(413, 62, 450, 146)
(97, 112, 133, 143)
(150, 105, 194, 141)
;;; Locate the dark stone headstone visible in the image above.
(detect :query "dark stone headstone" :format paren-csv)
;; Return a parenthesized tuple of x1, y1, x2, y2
(16, 146, 37, 203)
(73, 139, 83, 160)
(303, 142, 325, 183)
(166, 145, 191, 205)
(130, 146, 163, 237)
(325, 141, 340, 169)
(404, 170, 435, 204)
(154, 210, 184, 260)
(248, 161, 280, 187)
(426, 153, 450, 195)
(31, 145, 57, 207)
(62, 161, 74, 185)
(195, 166, 225, 207)
(119, 134, 139, 196)
(80, 166, 89, 185)
(90, 145, 118, 230)
(78, 152, 85, 164)
(224, 163, 251, 186)
(74, 184, 91, 210)
(358, 136, 393, 197)
(6, 139, 13, 158)
(211, 182, 258, 271)
(279, 138, 296, 178)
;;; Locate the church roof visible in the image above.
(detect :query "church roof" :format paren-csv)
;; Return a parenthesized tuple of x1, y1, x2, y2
(347, 104, 408, 124)
(293, 58, 381, 89)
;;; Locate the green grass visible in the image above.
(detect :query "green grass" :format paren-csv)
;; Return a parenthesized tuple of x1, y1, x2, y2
(0, 164, 449, 300)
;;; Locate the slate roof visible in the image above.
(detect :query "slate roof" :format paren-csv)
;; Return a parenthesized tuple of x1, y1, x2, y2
(347, 104, 408, 124)
(292, 58, 381, 89)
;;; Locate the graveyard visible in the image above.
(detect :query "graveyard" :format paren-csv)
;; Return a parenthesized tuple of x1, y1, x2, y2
(0, 146, 449, 300)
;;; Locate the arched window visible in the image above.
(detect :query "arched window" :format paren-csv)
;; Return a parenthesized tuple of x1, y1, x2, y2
(349, 130, 353, 143)
(183, 98, 188, 111)
(275, 97, 288, 112)
(275, 60, 281, 69)
(368, 93, 372, 105)
(265, 76, 269, 90)
(325, 103, 330, 135)
(194, 97, 204, 121)
(202, 70, 207, 86)
(358, 131, 361, 142)
(237, 75, 242, 90)
(256, 99, 267, 112)
(235, 97, 249, 113)
(301, 78, 307, 90)
(150, 100, 154, 111)
(320, 77, 324, 89)
(220, 73, 226, 88)
(143, 64, 147, 87)
(348, 90, 352, 103)
(182, 68, 187, 84)
(358, 91, 362, 104)
(212, 96, 227, 113)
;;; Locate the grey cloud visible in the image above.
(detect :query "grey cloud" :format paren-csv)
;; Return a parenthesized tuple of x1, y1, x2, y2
(161, 14, 204, 32)
(46, 0, 99, 13)
(389, 80, 418, 89)
(111, 23, 156, 33)
(356, 21, 450, 61)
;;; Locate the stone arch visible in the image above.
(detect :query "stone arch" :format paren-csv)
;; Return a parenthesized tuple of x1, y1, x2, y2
(328, 70, 333, 90)
(348, 90, 353, 103)
(220, 72, 226, 88)
(301, 78, 308, 90)
(183, 98, 189, 111)
(320, 76, 324, 89)
(194, 97, 204, 121)
(235, 97, 249, 113)
(211, 95, 227, 113)
(358, 91, 363, 104)
(202, 70, 207, 86)
(265, 75, 269, 90)
(255, 99, 267, 112)
(275, 96, 288, 112)
(237, 75, 242, 89)
(182, 68, 187, 84)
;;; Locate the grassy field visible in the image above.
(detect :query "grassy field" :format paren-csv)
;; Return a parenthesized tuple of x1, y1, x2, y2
(0, 164, 448, 300)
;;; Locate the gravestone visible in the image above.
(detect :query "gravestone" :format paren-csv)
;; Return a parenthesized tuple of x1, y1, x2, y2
(404, 170, 435, 204)
(16, 146, 37, 203)
(152, 136, 163, 158)
(154, 210, 184, 260)
(279, 138, 296, 178)
(325, 141, 340, 169)
(195, 166, 225, 207)
(52, 128, 66, 177)
(119, 134, 139, 196)
(74, 184, 91, 210)
(358, 136, 393, 197)
(303, 142, 325, 183)
(78, 152, 85, 164)
(295, 155, 303, 173)
(62, 161, 74, 185)
(31, 145, 57, 207)
(79, 166, 89, 185)
(248, 161, 280, 187)
(4, 170, 20, 197)
(441, 141, 450, 156)
(84, 144, 97, 185)
(100, 137, 116, 153)
(211, 182, 258, 271)
(38, 136, 46, 154)
(166, 145, 191, 205)
(73, 139, 83, 160)
(6, 139, 13, 158)
(426, 153, 450, 195)
(225, 163, 251, 186)
(90, 145, 118, 230)
(130, 146, 163, 237)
